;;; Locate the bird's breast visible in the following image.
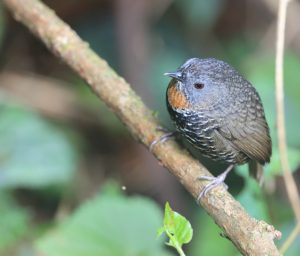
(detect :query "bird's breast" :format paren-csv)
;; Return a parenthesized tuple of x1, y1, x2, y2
(167, 81, 190, 110)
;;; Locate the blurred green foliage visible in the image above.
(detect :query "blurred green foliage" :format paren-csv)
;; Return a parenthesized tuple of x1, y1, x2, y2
(237, 178, 269, 220)
(176, 0, 224, 27)
(0, 101, 78, 189)
(0, 193, 30, 254)
(73, 79, 125, 134)
(190, 211, 237, 255)
(1, 0, 300, 255)
(36, 188, 171, 256)
(238, 53, 300, 177)
(246, 54, 300, 146)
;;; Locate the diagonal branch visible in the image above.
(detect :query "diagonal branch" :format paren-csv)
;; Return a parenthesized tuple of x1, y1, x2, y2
(3, 0, 281, 255)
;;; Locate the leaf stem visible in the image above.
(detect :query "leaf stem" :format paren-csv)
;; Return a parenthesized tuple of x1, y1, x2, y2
(165, 229, 186, 256)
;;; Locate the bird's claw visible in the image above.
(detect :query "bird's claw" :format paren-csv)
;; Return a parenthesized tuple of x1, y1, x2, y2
(150, 132, 176, 151)
(197, 176, 228, 202)
(155, 126, 170, 133)
(197, 165, 234, 202)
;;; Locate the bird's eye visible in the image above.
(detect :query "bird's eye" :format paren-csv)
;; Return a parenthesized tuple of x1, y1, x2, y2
(194, 83, 205, 89)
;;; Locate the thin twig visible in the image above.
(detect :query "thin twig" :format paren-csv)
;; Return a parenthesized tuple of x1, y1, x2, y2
(3, 0, 281, 255)
(275, 0, 300, 221)
(280, 222, 300, 254)
(275, 0, 300, 252)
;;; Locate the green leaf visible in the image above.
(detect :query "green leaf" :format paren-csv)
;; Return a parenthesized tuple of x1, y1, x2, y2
(0, 102, 78, 189)
(36, 194, 171, 256)
(158, 202, 193, 255)
(157, 227, 165, 237)
(0, 193, 30, 253)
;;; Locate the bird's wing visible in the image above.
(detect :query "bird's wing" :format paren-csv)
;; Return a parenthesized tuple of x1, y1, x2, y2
(216, 105, 271, 165)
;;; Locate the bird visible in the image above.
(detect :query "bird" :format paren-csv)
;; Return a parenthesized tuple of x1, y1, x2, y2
(160, 57, 272, 201)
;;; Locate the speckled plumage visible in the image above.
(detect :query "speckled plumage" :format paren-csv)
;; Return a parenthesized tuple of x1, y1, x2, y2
(166, 58, 272, 177)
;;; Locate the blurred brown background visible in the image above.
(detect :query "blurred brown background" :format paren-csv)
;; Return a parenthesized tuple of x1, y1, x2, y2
(1, 0, 300, 255)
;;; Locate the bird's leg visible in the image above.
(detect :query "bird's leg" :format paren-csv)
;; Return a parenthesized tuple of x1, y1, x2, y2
(197, 164, 234, 202)
(150, 126, 178, 151)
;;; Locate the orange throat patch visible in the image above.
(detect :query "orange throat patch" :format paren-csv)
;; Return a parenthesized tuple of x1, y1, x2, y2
(167, 81, 190, 110)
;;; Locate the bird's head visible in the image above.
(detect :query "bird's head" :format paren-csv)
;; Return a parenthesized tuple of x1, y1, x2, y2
(165, 58, 242, 110)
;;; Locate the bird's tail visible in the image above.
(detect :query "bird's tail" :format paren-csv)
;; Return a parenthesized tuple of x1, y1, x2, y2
(248, 160, 264, 186)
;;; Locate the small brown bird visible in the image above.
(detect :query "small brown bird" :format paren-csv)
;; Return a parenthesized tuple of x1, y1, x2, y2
(163, 58, 271, 200)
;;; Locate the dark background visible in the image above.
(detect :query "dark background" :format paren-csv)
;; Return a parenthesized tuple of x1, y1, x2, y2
(1, 0, 300, 255)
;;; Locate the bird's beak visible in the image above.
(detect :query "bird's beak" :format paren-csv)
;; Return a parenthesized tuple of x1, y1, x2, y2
(164, 71, 183, 81)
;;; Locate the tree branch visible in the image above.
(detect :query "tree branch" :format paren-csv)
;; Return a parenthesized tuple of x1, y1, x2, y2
(3, 0, 281, 255)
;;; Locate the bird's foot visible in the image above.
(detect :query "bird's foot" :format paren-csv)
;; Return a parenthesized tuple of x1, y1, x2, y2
(150, 127, 177, 151)
(197, 165, 234, 202)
